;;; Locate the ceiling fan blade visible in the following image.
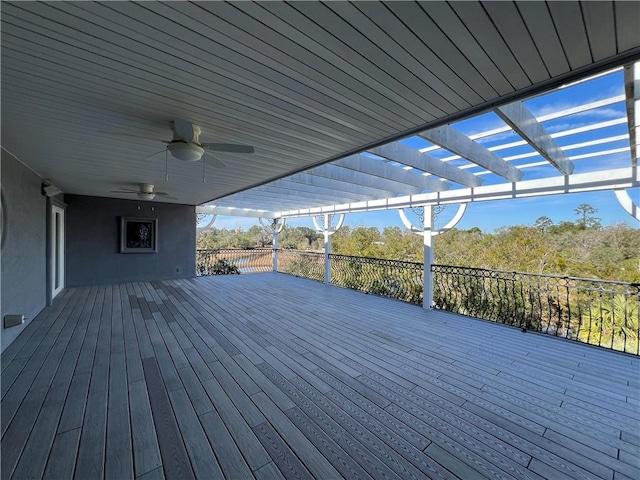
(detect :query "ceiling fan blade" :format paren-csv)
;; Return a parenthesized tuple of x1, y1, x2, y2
(154, 192, 170, 196)
(201, 143, 254, 154)
(110, 189, 137, 194)
(100, 130, 169, 143)
(203, 151, 227, 168)
(145, 149, 168, 159)
(173, 119, 196, 142)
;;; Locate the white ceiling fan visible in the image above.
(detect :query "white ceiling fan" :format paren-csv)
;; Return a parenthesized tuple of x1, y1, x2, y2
(110, 119, 255, 166)
(110, 183, 172, 201)
(165, 119, 254, 163)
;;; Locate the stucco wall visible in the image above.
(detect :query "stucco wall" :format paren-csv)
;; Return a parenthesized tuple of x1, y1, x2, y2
(65, 195, 196, 286)
(1, 150, 47, 353)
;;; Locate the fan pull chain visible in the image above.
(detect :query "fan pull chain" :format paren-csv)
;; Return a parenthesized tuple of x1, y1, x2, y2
(165, 149, 169, 182)
(202, 158, 206, 183)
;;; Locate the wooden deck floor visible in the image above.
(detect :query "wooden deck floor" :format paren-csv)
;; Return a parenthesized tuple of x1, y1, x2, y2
(1, 273, 639, 480)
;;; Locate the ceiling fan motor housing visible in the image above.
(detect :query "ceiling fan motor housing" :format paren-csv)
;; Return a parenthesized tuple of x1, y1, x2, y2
(167, 142, 205, 162)
(137, 184, 156, 200)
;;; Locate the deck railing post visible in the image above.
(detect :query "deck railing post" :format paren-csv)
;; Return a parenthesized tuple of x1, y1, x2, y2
(273, 233, 279, 272)
(259, 218, 285, 273)
(324, 214, 332, 285)
(423, 206, 434, 309)
(312, 214, 345, 286)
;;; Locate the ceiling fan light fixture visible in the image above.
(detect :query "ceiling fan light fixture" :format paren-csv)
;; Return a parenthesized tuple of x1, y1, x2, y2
(168, 142, 204, 162)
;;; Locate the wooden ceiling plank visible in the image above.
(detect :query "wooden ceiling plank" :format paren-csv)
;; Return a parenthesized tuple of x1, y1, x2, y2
(0, 14, 379, 147)
(547, 2, 593, 70)
(495, 102, 575, 175)
(614, 1, 640, 54)
(18, 2, 396, 139)
(419, 2, 514, 96)
(0, 59, 349, 157)
(273, 1, 447, 119)
(0, 20, 384, 148)
(1, 91, 316, 166)
(581, 1, 617, 62)
(370, 142, 482, 187)
(252, 1, 433, 123)
(334, 154, 450, 192)
(381, 1, 494, 102)
(515, 2, 570, 78)
(482, 1, 549, 84)
(420, 125, 523, 182)
(311, 1, 465, 113)
(344, 1, 481, 108)
(150, 1, 418, 129)
(449, 1, 530, 90)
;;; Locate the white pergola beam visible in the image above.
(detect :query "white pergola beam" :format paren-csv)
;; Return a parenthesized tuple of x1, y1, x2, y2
(335, 154, 451, 191)
(311, 164, 425, 195)
(369, 143, 481, 187)
(276, 167, 638, 217)
(625, 62, 639, 165)
(196, 205, 276, 218)
(421, 125, 524, 182)
(496, 102, 574, 175)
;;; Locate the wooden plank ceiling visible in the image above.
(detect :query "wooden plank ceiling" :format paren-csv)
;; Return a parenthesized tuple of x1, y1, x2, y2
(1, 1, 639, 206)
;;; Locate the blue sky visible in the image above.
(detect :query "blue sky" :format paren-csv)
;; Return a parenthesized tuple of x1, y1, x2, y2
(209, 68, 638, 233)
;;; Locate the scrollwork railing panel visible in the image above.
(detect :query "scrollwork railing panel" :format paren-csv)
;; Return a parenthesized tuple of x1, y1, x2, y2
(196, 248, 272, 276)
(432, 264, 640, 355)
(330, 254, 423, 305)
(276, 249, 325, 282)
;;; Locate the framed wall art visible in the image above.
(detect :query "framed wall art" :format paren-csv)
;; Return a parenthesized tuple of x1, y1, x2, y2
(120, 217, 157, 253)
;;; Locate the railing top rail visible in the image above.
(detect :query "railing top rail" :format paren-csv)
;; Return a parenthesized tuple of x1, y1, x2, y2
(432, 263, 639, 288)
(276, 249, 324, 256)
(197, 247, 272, 252)
(329, 253, 423, 268)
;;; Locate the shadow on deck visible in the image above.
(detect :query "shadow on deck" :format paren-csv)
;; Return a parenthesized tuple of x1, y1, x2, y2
(1, 272, 639, 479)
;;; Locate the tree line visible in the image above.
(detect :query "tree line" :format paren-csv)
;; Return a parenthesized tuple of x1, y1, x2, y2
(197, 204, 639, 282)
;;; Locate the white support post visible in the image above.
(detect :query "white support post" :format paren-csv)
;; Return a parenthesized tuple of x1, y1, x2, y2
(312, 213, 344, 285)
(423, 206, 434, 310)
(273, 232, 279, 272)
(324, 214, 332, 285)
(259, 217, 285, 273)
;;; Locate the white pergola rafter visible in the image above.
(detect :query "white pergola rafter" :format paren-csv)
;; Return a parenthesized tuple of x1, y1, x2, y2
(334, 154, 451, 191)
(196, 205, 276, 218)
(419, 95, 626, 153)
(439, 119, 627, 162)
(288, 173, 400, 198)
(244, 184, 374, 204)
(309, 164, 426, 195)
(264, 180, 378, 201)
(495, 102, 575, 175)
(420, 125, 523, 182)
(368, 143, 481, 187)
(215, 193, 337, 210)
